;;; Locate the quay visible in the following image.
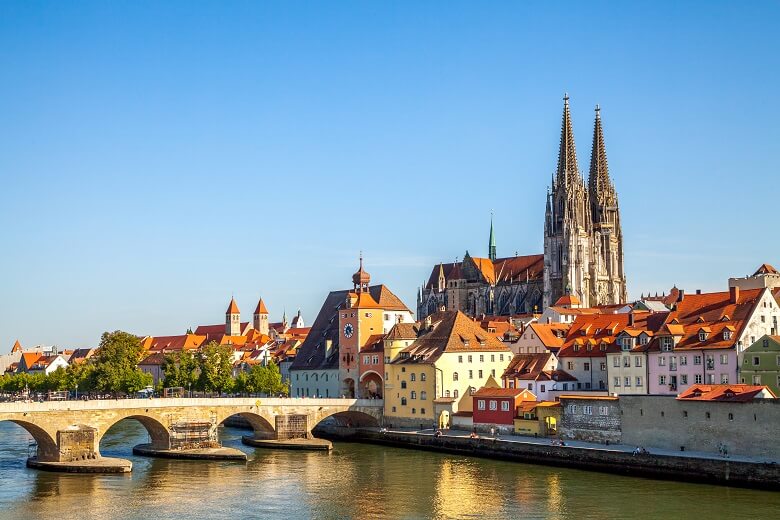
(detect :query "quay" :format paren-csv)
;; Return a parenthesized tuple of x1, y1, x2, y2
(319, 427, 780, 491)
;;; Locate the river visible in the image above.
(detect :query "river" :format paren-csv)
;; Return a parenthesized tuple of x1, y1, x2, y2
(0, 421, 777, 519)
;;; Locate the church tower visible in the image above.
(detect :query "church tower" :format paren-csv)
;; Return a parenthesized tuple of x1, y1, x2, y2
(226, 297, 241, 336)
(544, 94, 593, 308)
(587, 105, 627, 304)
(488, 213, 497, 261)
(253, 298, 269, 336)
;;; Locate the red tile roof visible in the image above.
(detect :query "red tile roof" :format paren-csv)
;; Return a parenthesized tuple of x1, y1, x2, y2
(255, 298, 268, 315)
(554, 295, 581, 306)
(226, 298, 240, 314)
(753, 263, 779, 275)
(472, 387, 530, 398)
(677, 384, 776, 402)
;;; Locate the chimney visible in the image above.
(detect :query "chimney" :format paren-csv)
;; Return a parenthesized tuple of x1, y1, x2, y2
(730, 286, 739, 304)
(677, 289, 685, 303)
(628, 312, 635, 327)
(696, 289, 702, 295)
(439, 304, 446, 312)
(424, 315, 432, 330)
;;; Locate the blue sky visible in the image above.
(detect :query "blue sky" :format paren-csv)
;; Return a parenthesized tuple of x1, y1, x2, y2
(1, 1, 778, 350)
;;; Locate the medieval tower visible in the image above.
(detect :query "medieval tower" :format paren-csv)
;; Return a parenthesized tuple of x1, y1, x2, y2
(543, 95, 626, 308)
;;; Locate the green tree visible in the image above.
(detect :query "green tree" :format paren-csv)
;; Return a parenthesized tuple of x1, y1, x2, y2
(197, 342, 235, 394)
(162, 350, 200, 392)
(92, 330, 150, 395)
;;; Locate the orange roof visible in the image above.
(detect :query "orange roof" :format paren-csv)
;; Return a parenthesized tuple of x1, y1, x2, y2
(254, 298, 269, 315)
(554, 294, 581, 306)
(472, 387, 533, 399)
(11, 340, 22, 353)
(558, 311, 669, 357)
(21, 352, 42, 370)
(226, 297, 240, 315)
(753, 263, 779, 275)
(350, 291, 382, 309)
(145, 334, 206, 352)
(469, 257, 496, 284)
(528, 322, 569, 348)
(677, 384, 776, 402)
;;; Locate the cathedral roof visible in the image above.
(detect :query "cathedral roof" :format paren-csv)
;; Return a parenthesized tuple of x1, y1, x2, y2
(424, 254, 543, 289)
(226, 297, 240, 315)
(588, 105, 616, 204)
(556, 94, 582, 186)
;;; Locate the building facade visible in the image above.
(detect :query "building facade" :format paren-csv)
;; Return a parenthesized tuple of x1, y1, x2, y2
(739, 335, 780, 395)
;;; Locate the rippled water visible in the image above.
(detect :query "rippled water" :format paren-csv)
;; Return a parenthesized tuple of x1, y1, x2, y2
(0, 421, 777, 519)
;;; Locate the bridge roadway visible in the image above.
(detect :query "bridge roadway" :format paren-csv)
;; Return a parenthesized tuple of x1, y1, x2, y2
(0, 397, 383, 463)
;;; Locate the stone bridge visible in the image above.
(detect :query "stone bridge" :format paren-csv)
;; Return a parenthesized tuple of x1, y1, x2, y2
(0, 398, 383, 462)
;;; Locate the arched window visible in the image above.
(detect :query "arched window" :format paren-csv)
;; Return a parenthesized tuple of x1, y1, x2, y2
(305, 374, 309, 381)
(411, 391, 417, 399)
(420, 373, 427, 381)
(445, 390, 450, 397)
(401, 397, 407, 406)
(410, 373, 416, 382)
(314, 374, 318, 381)
(453, 372, 459, 382)
(324, 374, 328, 382)
(453, 389, 459, 398)
(401, 381, 407, 389)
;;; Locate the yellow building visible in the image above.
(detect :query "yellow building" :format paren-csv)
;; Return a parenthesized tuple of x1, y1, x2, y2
(384, 311, 512, 428)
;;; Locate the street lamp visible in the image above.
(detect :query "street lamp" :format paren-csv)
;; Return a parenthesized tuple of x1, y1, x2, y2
(434, 366, 445, 432)
(188, 383, 192, 398)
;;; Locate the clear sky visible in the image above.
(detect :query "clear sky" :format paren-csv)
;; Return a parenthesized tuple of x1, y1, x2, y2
(1, 1, 778, 351)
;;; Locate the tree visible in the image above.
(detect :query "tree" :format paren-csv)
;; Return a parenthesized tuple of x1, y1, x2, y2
(245, 361, 288, 396)
(162, 350, 200, 391)
(197, 342, 235, 394)
(92, 330, 150, 395)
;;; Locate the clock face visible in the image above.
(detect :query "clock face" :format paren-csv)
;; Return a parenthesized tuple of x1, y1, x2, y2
(343, 323, 354, 338)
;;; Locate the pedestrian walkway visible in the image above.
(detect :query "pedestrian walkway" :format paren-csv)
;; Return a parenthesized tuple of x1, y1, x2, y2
(370, 427, 778, 465)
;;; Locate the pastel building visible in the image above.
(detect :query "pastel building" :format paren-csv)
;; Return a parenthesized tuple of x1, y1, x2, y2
(647, 286, 780, 395)
(739, 335, 780, 395)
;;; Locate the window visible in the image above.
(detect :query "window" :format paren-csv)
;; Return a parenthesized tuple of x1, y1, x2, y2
(500, 354, 504, 361)
(728, 413, 734, 421)
(453, 372, 459, 382)
(599, 406, 609, 416)
(623, 356, 630, 367)
(469, 370, 473, 379)
(706, 355, 715, 369)
(636, 376, 643, 387)
(614, 377, 621, 387)
(600, 362, 606, 371)
(468, 355, 473, 363)
(392, 406, 396, 412)
(567, 361, 575, 370)
(681, 374, 688, 385)
(491, 369, 496, 377)
(777, 355, 780, 366)
(372, 355, 379, 364)
(489, 400, 497, 411)
(421, 373, 427, 381)
(363, 355, 370, 365)
(661, 337, 673, 351)
(695, 374, 703, 384)
(410, 373, 416, 382)
(721, 374, 729, 384)
(410, 391, 417, 399)
(659, 356, 666, 366)
(478, 370, 483, 378)
(491, 354, 495, 362)
(411, 408, 416, 414)
(445, 390, 450, 397)
(401, 397, 407, 406)
(453, 389, 459, 398)
(621, 337, 632, 351)
(723, 330, 732, 341)
(420, 408, 426, 415)
(584, 362, 591, 371)
(705, 412, 711, 419)
(659, 375, 666, 385)
(568, 404, 578, 414)
(479, 355, 484, 362)
(583, 405, 593, 415)
(421, 391, 427, 400)
(401, 381, 407, 389)
(501, 401, 510, 411)
(694, 355, 702, 365)
(699, 332, 707, 342)
(753, 356, 760, 366)
(540, 385, 546, 392)
(458, 355, 463, 363)
(720, 354, 729, 365)
(634, 356, 643, 367)
(613, 357, 620, 368)
(679, 356, 687, 366)
(752, 375, 761, 385)
(624, 377, 631, 387)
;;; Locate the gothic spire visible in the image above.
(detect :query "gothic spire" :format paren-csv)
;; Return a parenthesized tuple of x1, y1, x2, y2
(556, 93, 581, 186)
(488, 211, 496, 261)
(588, 104, 615, 203)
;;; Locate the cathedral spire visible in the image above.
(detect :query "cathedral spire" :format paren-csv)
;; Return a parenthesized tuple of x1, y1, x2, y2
(588, 104, 614, 205)
(556, 93, 581, 186)
(488, 211, 496, 261)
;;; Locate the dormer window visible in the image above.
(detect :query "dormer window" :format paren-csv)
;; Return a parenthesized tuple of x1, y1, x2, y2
(600, 343, 607, 352)
(723, 330, 732, 341)
(699, 331, 708, 342)
(587, 344, 592, 352)
(574, 345, 580, 352)
(661, 336, 673, 352)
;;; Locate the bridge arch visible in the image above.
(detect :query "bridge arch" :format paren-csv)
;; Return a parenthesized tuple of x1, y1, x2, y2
(217, 411, 276, 439)
(1, 419, 59, 461)
(312, 409, 381, 431)
(98, 414, 171, 450)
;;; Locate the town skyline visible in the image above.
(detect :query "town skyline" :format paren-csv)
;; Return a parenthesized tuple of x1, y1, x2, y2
(2, 2, 779, 349)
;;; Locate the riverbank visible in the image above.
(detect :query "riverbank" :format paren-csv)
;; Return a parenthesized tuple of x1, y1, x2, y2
(26, 456, 132, 473)
(317, 427, 780, 490)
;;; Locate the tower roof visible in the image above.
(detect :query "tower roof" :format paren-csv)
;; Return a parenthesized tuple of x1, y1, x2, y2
(588, 104, 615, 202)
(226, 297, 240, 315)
(255, 298, 269, 315)
(11, 340, 22, 353)
(352, 253, 371, 288)
(488, 212, 496, 261)
(556, 93, 581, 186)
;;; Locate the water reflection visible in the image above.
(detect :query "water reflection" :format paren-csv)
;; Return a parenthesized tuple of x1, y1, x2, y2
(0, 422, 779, 520)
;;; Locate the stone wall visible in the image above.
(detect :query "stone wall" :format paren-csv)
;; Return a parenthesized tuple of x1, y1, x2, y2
(620, 395, 780, 460)
(559, 397, 621, 444)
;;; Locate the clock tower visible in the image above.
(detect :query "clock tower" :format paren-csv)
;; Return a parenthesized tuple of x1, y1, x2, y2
(338, 254, 384, 398)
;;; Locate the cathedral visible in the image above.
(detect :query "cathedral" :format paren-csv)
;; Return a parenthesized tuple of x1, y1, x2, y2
(418, 95, 627, 319)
